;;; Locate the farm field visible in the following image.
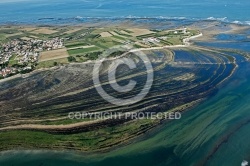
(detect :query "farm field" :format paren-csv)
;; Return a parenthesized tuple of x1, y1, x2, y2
(39, 48, 69, 62)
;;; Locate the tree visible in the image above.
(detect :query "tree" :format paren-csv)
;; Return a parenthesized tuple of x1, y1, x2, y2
(67, 56, 76, 62)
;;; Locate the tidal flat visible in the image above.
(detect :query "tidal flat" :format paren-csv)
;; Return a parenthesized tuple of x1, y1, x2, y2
(0, 19, 250, 166)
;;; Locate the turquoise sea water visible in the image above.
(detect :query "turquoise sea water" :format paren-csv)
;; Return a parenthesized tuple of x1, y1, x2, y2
(0, 0, 250, 24)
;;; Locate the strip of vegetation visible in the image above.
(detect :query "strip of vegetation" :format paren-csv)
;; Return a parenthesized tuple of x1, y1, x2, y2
(0, 119, 158, 151)
(36, 58, 69, 68)
(67, 47, 100, 55)
(112, 35, 126, 41)
(114, 30, 132, 37)
(65, 42, 89, 48)
(108, 50, 127, 58)
(84, 51, 103, 60)
(67, 56, 77, 62)
(136, 33, 156, 39)
(123, 29, 134, 34)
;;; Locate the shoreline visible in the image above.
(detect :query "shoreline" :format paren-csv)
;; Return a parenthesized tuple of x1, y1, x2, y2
(0, 33, 203, 83)
(0, 17, 250, 26)
(0, 98, 204, 155)
(0, 43, 239, 153)
(0, 20, 247, 156)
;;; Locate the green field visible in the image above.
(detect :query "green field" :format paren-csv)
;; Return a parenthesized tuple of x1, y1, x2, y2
(67, 46, 101, 55)
(167, 37, 183, 45)
(112, 35, 127, 41)
(37, 58, 69, 68)
(65, 42, 89, 49)
(8, 54, 18, 66)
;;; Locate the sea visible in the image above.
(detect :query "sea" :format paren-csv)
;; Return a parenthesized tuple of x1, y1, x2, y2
(0, 0, 250, 166)
(0, 0, 249, 25)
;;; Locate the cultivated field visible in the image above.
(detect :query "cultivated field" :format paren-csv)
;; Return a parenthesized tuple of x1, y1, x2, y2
(65, 28, 83, 34)
(20, 37, 33, 41)
(67, 46, 101, 55)
(5, 32, 23, 37)
(39, 48, 69, 62)
(127, 28, 155, 36)
(100, 32, 113, 37)
(37, 57, 69, 68)
(20, 27, 37, 32)
(31, 28, 58, 34)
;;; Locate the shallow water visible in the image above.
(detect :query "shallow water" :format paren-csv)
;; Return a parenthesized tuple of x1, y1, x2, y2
(197, 41, 250, 52)
(1, 49, 250, 166)
(216, 34, 248, 41)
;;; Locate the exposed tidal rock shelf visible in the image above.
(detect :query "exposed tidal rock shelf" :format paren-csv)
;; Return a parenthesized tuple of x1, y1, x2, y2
(0, 47, 242, 151)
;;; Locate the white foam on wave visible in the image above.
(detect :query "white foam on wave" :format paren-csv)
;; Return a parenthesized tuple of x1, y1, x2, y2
(157, 16, 187, 20)
(232, 20, 243, 24)
(242, 160, 248, 166)
(75, 16, 83, 19)
(39, 15, 250, 27)
(207, 17, 228, 21)
(124, 15, 187, 20)
(245, 21, 250, 25)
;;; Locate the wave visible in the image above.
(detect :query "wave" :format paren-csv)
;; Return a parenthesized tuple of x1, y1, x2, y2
(124, 15, 188, 20)
(241, 160, 248, 166)
(1, 15, 250, 26)
(232, 20, 243, 24)
(72, 15, 250, 26)
(245, 21, 250, 25)
(206, 17, 228, 21)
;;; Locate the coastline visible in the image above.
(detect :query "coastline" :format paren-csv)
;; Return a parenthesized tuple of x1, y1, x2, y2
(1, 16, 250, 26)
(0, 20, 248, 157)
(0, 47, 239, 153)
(1, 0, 250, 164)
(0, 32, 203, 83)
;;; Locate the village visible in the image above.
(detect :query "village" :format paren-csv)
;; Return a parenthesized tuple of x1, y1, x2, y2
(0, 37, 63, 78)
(0, 26, 200, 79)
